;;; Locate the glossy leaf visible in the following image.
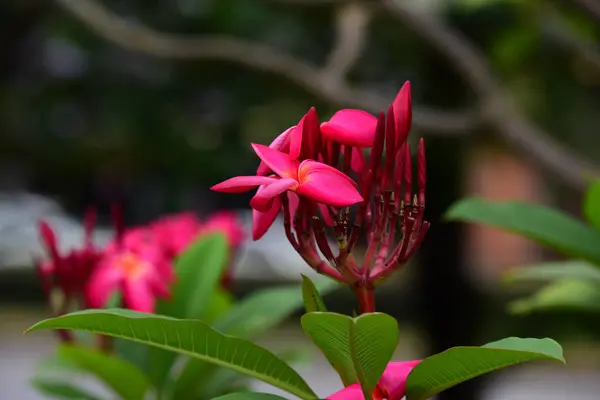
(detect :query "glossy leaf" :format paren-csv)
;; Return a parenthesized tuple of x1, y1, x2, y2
(509, 280, 600, 315)
(584, 180, 600, 232)
(405, 337, 565, 400)
(301, 274, 328, 312)
(53, 344, 150, 400)
(211, 393, 290, 400)
(149, 233, 230, 388)
(504, 260, 600, 284)
(446, 199, 600, 264)
(301, 312, 399, 399)
(173, 280, 337, 399)
(25, 309, 318, 400)
(32, 378, 102, 400)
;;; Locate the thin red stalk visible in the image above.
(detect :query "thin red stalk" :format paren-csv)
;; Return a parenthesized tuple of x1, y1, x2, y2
(281, 195, 300, 250)
(312, 217, 336, 264)
(354, 284, 376, 313)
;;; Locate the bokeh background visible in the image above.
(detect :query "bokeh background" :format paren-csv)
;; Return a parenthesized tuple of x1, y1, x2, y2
(2, 0, 600, 399)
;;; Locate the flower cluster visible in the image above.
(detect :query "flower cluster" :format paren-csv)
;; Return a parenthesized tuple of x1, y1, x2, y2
(36, 207, 245, 324)
(212, 81, 428, 312)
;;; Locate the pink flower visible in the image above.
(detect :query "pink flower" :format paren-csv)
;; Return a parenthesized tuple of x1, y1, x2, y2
(321, 109, 378, 148)
(37, 208, 102, 299)
(203, 210, 246, 248)
(326, 360, 421, 400)
(151, 212, 203, 257)
(211, 144, 363, 211)
(86, 246, 171, 313)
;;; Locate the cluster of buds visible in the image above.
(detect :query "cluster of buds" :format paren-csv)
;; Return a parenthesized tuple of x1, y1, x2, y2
(36, 207, 246, 338)
(211, 81, 428, 313)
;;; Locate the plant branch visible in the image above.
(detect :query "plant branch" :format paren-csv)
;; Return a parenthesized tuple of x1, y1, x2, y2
(54, 0, 474, 135)
(383, 0, 600, 189)
(571, 0, 600, 25)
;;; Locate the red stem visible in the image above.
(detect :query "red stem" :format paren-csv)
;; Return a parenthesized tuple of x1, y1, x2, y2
(355, 284, 376, 314)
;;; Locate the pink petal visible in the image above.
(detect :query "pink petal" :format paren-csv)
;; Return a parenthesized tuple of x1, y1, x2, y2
(297, 170, 363, 207)
(85, 264, 122, 308)
(351, 147, 366, 173)
(122, 278, 155, 313)
(318, 203, 334, 226)
(326, 384, 364, 400)
(379, 360, 421, 399)
(257, 127, 295, 175)
(298, 160, 358, 188)
(392, 81, 412, 145)
(211, 176, 278, 193)
(250, 178, 298, 212)
(320, 109, 378, 148)
(252, 186, 282, 240)
(251, 144, 299, 179)
(287, 192, 300, 221)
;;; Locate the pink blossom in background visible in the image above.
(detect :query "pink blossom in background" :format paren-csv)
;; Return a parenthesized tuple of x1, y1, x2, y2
(86, 245, 171, 313)
(151, 212, 203, 257)
(203, 210, 246, 249)
(326, 360, 421, 400)
(37, 207, 103, 300)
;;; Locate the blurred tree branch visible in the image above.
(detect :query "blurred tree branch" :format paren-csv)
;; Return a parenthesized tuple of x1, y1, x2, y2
(572, 0, 600, 25)
(383, 0, 599, 189)
(54, 0, 473, 135)
(55, 0, 600, 189)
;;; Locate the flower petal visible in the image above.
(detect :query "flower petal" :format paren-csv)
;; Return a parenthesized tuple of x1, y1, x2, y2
(318, 203, 334, 226)
(297, 170, 363, 207)
(379, 360, 421, 399)
(287, 192, 300, 221)
(351, 147, 366, 173)
(85, 264, 122, 308)
(257, 126, 295, 175)
(326, 384, 364, 400)
(123, 278, 155, 313)
(251, 144, 299, 179)
(298, 160, 358, 187)
(250, 178, 298, 212)
(392, 81, 412, 145)
(320, 109, 378, 148)
(211, 176, 278, 193)
(252, 186, 282, 240)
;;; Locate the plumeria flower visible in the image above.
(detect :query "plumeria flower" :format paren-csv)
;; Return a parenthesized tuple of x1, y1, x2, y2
(86, 245, 171, 313)
(212, 144, 363, 212)
(327, 361, 421, 400)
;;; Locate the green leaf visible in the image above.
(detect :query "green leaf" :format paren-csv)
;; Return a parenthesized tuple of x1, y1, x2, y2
(301, 274, 328, 312)
(25, 309, 318, 400)
(446, 199, 600, 264)
(301, 312, 399, 399)
(405, 337, 565, 400)
(509, 280, 600, 315)
(584, 180, 600, 232)
(504, 261, 600, 284)
(32, 378, 102, 400)
(149, 233, 230, 388)
(211, 393, 290, 400)
(173, 281, 337, 399)
(54, 344, 150, 400)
